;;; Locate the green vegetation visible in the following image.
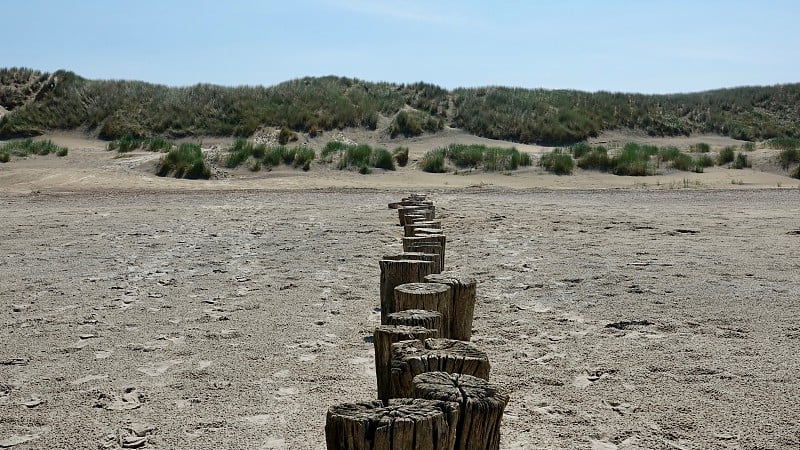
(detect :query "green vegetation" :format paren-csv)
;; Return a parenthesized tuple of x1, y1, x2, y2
(0, 138, 69, 158)
(321, 142, 395, 172)
(732, 152, 751, 169)
(539, 149, 574, 175)
(392, 147, 409, 166)
(156, 143, 211, 179)
(765, 137, 800, 151)
(576, 146, 612, 171)
(419, 144, 531, 173)
(690, 142, 711, 153)
(612, 143, 659, 176)
(2, 68, 798, 145)
(224, 138, 314, 170)
(107, 135, 173, 152)
(779, 148, 799, 170)
(419, 149, 446, 173)
(388, 110, 443, 138)
(717, 146, 736, 165)
(742, 141, 756, 151)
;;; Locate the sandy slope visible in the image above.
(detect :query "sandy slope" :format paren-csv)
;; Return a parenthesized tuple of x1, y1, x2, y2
(1, 132, 799, 449)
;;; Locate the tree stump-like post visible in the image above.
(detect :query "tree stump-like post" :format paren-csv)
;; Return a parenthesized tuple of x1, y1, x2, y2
(390, 338, 490, 399)
(399, 206, 435, 226)
(379, 259, 435, 323)
(406, 243, 444, 273)
(394, 283, 454, 338)
(424, 273, 477, 341)
(325, 398, 459, 450)
(374, 325, 438, 403)
(382, 252, 441, 275)
(413, 228, 445, 237)
(404, 221, 442, 237)
(387, 309, 443, 332)
(403, 235, 446, 272)
(388, 199, 432, 209)
(413, 372, 509, 450)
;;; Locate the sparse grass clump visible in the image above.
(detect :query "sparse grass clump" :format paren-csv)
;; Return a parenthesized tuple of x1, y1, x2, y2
(576, 146, 612, 171)
(657, 147, 694, 171)
(420, 144, 531, 172)
(107, 135, 172, 152)
(156, 143, 211, 179)
(742, 141, 756, 151)
(732, 152, 751, 169)
(225, 138, 315, 169)
(420, 148, 446, 173)
(539, 149, 574, 175)
(0, 138, 69, 158)
(690, 142, 710, 153)
(693, 154, 714, 172)
(765, 137, 800, 151)
(0, 152, 9, 163)
(321, 142, 395, 172)
(612, 143, 658, 176)
(393, 147, 409, 167)
(388, 110, 443, 138)
(779, 147, 799, 170)
(569, 142, 593, 158)
(717, 146, 736, 165)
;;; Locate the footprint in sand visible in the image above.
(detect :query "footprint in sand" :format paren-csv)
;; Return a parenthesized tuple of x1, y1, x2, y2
(590, 439, 618, 450)
(96, 388, 145, 411)
(94, 350, 114, 360)
(275, 387, 298, 398)
(72, 374, 110, 385)
(0, 434, 39, 448)
(137, 359, 183, 376)
(573, 369, 616, 388)
(603, 399, 638, 415)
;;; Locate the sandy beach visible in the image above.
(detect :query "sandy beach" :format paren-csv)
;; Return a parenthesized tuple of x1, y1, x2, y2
(1, 132, 799, 449)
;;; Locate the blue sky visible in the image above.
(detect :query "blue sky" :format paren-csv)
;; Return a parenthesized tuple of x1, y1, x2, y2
(3, 0, 798, 93)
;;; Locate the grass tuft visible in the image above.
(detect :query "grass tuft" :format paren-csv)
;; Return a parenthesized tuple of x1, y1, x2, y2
(717, 146, 736, 165)
(732, 152, 751, 169)
(156, 143, 211, 179)
(539, 149, 574, 175)
(0, 138, 69, 158)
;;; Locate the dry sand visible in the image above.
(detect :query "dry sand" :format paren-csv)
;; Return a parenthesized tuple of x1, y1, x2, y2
(1, 132, 799, 449)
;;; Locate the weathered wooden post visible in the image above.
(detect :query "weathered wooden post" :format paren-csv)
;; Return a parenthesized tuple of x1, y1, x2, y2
(379, 259, 435, 323)
(403, 235, 446, 272)
(406, 243, 444, 273)
(382, 252, 441, 276)
(325, 398, 459, 450)
(398, 205, 435, 226)
(404, 220, 442, 237)
(394, 282, 454, 338)
(387, 309, 443, 332)
(413, 372, 509, 450)
(373, 325, 438, 404)
(390, 338, 490, 399)
(424, 273, 477, 341)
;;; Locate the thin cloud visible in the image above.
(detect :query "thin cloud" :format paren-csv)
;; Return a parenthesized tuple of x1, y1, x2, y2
(325, 0, 477, 27)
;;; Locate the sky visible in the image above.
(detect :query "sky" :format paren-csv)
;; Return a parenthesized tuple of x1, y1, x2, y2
(3, 0, 798, 94)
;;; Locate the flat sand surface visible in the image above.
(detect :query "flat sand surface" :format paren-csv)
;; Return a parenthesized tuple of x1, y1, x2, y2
(1, 133, 799, 449)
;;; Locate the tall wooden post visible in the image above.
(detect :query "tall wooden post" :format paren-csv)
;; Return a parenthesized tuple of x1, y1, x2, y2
(390, 338, 490, 399)
(394, 282, 454, 338)
(373, 325, 438, 404)
(325, 398, 459, 450)
(379, 259, 435, 324)
(424, 273, 477, 341)
(413, 372, 509, 450)
(403, 235, 446, 273)
(387, 310, 443, 333)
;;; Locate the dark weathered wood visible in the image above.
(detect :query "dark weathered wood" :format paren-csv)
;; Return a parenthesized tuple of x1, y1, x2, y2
(406, 243, 444, 273)
(413, 372, 509, 450)
(390, 338, 490, 399)
(394, 283, 453, 338)
(379, 259, 435, 324)
(382, 252, 439, 272)
(424, 273, 477, 341)
(398, 206, 435, 226)
(325, 398, 459, 450)
(413, 228, 445, 237)
(388, 199, 432, 209)
(387, 309, 443, 332)
(404, 221, 442, 237)
(373, 325, 439, 403)
(403, 235, 446, 272)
